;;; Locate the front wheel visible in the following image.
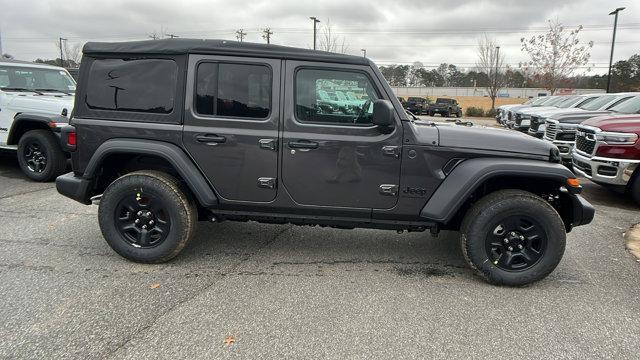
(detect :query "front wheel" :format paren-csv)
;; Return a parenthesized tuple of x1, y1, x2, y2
(630, 174, 640, 206)
(460, 189, 566, 286)
(98, 171, 197, 263)
(456, 110, 462, 118)
(17, 130, 67, 182)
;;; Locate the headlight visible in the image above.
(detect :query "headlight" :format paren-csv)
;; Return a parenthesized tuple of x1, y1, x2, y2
(596, 132, 638, 145)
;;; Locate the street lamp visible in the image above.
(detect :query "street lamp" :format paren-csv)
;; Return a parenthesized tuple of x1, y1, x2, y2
(310, 17, 321, 50)
(361, 49, 366, 57)
(606, 7, 625, 93)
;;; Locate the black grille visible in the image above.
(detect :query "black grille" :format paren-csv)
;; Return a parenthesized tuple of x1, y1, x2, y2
(530, 117, 541, 131)
(575, 131, 596, 155)
(573, 158, 593, 176)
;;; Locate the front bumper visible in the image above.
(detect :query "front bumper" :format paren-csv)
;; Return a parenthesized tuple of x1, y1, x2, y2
(550, 140, 574, 160)
(56, 172, 93, 205)
(571, 150, 639, 186)
(567, 194, 595, 230)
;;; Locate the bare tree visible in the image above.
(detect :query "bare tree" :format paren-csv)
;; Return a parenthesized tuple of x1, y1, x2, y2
(64, 42, 83, 66)
(520, 20, 593, 94)
(318, 20, 348, 54)
(476, 34, 505, 110)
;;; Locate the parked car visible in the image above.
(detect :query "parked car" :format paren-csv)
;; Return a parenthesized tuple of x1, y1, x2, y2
(528, 93, 636, 138)
(504, 96, 560, 128)
(511, 94, 602, 132)
(572, 114, 640, 205)
(404, 96, 429, 115)
(0, 59, 76, 181)
(544, 95, 640, 164)
(428, 97, 462, 117)
(496, 98, 535, 125)
(56, 39, 593, 286)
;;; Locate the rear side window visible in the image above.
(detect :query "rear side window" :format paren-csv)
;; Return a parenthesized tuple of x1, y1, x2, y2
(85, 58, 177, 114)
(195, 63, 271, 119)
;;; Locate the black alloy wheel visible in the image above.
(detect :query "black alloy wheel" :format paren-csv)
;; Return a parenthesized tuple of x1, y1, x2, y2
(115, 189, 171, 248)
(485, 216, 547, 271)
(23, 141, 47, 173)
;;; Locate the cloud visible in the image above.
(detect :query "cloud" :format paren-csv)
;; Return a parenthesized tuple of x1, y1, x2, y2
(0, 0, 638, 74)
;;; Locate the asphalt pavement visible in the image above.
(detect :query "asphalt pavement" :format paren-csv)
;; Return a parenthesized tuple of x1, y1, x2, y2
(0, 144, 639, 359)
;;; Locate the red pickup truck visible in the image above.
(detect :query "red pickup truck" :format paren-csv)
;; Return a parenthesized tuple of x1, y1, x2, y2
(572, 114, 640, 204)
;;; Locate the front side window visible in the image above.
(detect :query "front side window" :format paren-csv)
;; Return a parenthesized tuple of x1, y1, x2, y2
(295, 68, 379, 125)
(85, 58, 177, 114)
(195, 62, 271, 119)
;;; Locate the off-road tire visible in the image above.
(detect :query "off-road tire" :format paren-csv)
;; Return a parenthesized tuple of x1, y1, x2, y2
(444, 110, 451, 117)
(456, 110, 462, 118)
(17, 129, 67, 182)
(460, 189, 566, 286)
(98, 171, 197, 263)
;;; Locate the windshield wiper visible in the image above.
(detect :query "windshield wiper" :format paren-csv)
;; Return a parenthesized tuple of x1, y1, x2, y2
(35, 88, 73, 95)
(0, 87, 44, 95)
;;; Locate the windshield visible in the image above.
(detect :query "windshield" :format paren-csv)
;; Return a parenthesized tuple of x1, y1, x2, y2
(579, 94, 618, 111)
(569, 96, 598, 109)
(0, 65, 76, 93)
(609, 95, 640, 114)
(541, 97, 565, 106)
(556, 96, 580, 108)
(436, 98, 452, 104)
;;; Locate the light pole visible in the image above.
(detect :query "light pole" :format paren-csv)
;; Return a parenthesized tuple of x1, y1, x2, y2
(606, 7, 625, 93)
(58, 37, 67, 67)
(361, 49, 366, 57)
(310, 17, 320, 50)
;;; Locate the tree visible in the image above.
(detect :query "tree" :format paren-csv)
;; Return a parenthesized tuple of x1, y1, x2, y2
(407, 62, 424, 86)
(520, 20, 593, 94)
(319, 20, 347, 54)
(610, 54, 640, 92)
(476, 35, 505, 109)
(379, 65, 409, 86)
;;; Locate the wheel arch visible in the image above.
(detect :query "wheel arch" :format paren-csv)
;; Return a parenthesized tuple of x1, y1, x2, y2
(84, 139, 218, 208)
(420, 157, 578, 229)
(7, 113, 61, 145)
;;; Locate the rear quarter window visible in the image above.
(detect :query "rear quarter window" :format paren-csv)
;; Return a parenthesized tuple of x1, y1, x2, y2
(85, 58, 178, 114)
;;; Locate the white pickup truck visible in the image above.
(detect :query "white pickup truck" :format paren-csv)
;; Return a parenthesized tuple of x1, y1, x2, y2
(0, 60, 76, 181)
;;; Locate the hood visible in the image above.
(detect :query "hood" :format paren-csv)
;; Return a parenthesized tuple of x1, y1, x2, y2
(582, 114, 640, 133)
(549, 110, 612, 124)
(2, 92, 74, 116)
(410, 121, 554, 158)
(519, 106, 559, 115)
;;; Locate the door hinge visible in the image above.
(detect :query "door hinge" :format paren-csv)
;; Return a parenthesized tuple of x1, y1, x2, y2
(382, 145, 400, 158)
(379, 184, 399, 196)
(257, 177, 277, 189)
(259, 138, 277, 151)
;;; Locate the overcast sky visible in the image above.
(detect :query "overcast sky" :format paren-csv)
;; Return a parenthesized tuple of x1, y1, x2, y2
(1, 0, 639, 74)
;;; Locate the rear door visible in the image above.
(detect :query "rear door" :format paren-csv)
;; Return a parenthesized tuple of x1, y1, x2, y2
(183, 55, 281, 203)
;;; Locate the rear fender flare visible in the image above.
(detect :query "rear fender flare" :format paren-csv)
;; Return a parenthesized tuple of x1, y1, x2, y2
(84, 139, 218, 207)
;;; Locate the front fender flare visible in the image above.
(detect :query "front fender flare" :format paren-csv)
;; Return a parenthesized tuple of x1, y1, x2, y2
(84, 139, 218, 207)
(420, 158, 575, 223)
(8, 113, 68, 145)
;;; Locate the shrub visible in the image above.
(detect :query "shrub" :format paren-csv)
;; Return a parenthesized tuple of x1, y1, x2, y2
(465, 106, 485, 117)
(485, 108, 497, 118)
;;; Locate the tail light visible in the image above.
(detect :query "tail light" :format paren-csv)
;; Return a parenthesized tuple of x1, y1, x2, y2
(60, 125, 77, 152)
(68, 131, 77, 146)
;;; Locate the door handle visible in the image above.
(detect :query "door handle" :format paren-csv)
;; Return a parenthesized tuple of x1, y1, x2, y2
(288, 140, 319, 149)
(195, 134, 226, 144)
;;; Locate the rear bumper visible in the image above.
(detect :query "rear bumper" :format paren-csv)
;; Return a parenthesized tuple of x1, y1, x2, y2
(56, 172, 93, 205)
(572, 150, 639, 187)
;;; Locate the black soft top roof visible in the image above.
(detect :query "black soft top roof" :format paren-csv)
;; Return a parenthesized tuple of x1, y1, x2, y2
(83, 38, 370, 65)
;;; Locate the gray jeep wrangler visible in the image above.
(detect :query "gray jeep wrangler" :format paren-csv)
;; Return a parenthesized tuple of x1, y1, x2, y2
(56, 39, 594, 286)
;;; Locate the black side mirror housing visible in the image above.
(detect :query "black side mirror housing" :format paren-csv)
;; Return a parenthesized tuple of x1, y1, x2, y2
(372, 99, 395, 127)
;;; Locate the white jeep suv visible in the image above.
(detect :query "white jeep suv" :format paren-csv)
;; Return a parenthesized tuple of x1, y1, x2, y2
(0, 60, 75, 181)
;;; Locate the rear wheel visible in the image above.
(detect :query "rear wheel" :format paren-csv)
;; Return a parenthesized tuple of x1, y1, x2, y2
(98, 171, 197, 263)
(456, 110, 462, 118)
(460, 189, 566, 286)
(17, 130, 67, 182)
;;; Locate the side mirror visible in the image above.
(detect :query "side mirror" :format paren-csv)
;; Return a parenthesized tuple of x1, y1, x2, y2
(372, 99, 395, 127)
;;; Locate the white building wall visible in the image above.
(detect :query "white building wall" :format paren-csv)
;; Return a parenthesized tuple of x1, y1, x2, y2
(391, 87, 604, 98)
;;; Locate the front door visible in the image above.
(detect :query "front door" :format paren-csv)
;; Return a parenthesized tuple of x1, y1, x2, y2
(281, 61, 403, 210)
(183, 55, 281, 203)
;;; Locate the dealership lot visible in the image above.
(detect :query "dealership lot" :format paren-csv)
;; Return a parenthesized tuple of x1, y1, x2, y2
(0, 145, 639, 359)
